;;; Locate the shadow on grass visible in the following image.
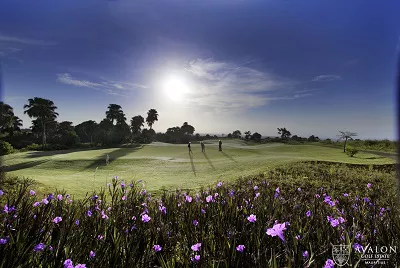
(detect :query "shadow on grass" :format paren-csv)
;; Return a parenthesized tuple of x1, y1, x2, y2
(189, 153, 196, 176)
(3, 159, 50, 172)
(84, 146, 143, 170)
(220, 151, 237, 162)
(202, 152, 215, 170)
(23, 147, 110, 159)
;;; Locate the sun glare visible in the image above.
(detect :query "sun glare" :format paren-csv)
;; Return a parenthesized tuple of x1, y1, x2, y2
(163, 77, 188, 101)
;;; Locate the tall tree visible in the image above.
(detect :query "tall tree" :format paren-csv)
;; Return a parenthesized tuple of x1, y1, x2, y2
(277, 127, 291, 139)
(106, 104, 124, 125)
(338, 130, 357, 153)
(24, 97, 58, 150)
(146, 109, 159, 129)
(130, 115, 145, 143)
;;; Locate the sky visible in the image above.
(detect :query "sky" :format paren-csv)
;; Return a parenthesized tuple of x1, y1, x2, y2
(0, 0, 399, 140)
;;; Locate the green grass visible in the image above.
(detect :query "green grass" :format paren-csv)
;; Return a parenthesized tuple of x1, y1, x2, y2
(1, 140, 395, 198)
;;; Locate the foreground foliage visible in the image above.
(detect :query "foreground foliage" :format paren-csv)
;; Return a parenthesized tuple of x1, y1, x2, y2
(0, 162, 399, 267)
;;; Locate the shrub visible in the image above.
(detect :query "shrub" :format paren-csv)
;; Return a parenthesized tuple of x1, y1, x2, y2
(0, 140, 15, 155)
(0, 162, 398, 267)
(345, 146, 359, 157)
(25, 143, 42, 151)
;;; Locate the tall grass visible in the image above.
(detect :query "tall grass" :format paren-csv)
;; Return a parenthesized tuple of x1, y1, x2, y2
(0, 162, 399, 267)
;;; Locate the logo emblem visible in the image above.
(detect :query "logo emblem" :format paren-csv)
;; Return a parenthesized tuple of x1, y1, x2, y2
(332, 245, 351, 266)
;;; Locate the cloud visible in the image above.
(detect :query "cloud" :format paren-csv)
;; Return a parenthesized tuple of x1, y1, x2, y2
(0, 34, 57, 46)
(312, 74, 342, 82)
(0, 47, 22, 57)
(183, 58, 299, 112)
(56, 73, 147, 96)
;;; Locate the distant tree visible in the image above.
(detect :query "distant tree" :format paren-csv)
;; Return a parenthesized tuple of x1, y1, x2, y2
(146, 109, 159, 129)
(308, 135, 320, 142)
(291, 135, 299, 141)
(338, 130, 357, 153)
(232, 130, 242, 139)
(106, 104, 124, 125)
(130, 115, 145, 143)
(75, 120, 98, 144)
(205, 134, 210, 138)
(141, 128, 156, 143)
(277, 127, 291, 139)
(24, 97, 59, 150)
(195, 133, 201, 140)
(181, 122, 195, 136)
(98, 119, 114, 145)
(115, 120, 131, 144)
(0, 102, 23, 136)
(244, 131, 252, 140)
(251, 132, 262, 142)
(166, 126, 182, 143)
(0, 102, 15, 133)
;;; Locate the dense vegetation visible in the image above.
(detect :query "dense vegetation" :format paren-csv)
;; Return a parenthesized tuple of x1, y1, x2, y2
(1, 162, 398, 267)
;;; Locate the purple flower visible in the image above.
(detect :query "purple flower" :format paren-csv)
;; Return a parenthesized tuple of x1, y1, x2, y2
(75, 220, 80, 225)
(193, 220, 199, 226)
(194, 255, 200, 261)
(159, 205, 167, 214)
(0, 238, 8, 245)
(191, 243, 201, 251)
(107, 183, 111, 187)
(254, 186, 259, 191)
(275, 187, 280, 193)
(306, 211, 311, 217)
(315, 194, 320, 198)
(141, 214, 151, 223)
(353, 243, 363, 252)
(343, 193, 349, 197)
(153, 245, 162, 252)
(57, 194, 63, 201)
(229, 190, 235, 197)
(42, 198, 49, 205)
(101, 211, 109, 220)
(185, 195, 193, 203)
(247, 214, 257, 223)
(33, 202, 40, 207)
(302, 251, 309, 259)
(217, 182, 223, 188)
(75, 264, 86, 268)
(297, 187, 302, 192)
(89, 250, 96, 258)
(295, 235, 300, 240)
(122, 196, 126, 201)
(121, 181, 125, 188)
(29, 190, 35, 196)
(64, 259, 73, 268)
(266, 222, 287, 242)
(52, 217, 62, 224)
(236, 245, 245, 252)
(206, 195, 213, 202)
(97, 234, 104, 240)
(324, 259, 335, 268)
(330, 219, 339, 227)
(87, 210, 92, 217)
(201, 208, 206, 214)
(255, 192, 260, 199)
(363, 197, 370, 203)
(214, 192, 219, 198)
(34, 243, 46, 252)
(338, 217, 345, 224)
(367, 183, 372, 188)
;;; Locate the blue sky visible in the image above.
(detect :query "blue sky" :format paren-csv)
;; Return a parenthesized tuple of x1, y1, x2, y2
(0, 0, 399, 139)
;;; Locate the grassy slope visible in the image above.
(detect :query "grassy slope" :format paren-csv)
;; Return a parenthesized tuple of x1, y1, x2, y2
(1, 140, 395, 198)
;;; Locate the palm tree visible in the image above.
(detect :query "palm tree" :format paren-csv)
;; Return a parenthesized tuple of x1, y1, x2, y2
(24, 97, 58, 150)
(106, 104, 124, 125)
(146, 109, 159, 129)
(9, 115, 23, 136)
(130, 115, 145, 144)
(338, 130, 357, 153)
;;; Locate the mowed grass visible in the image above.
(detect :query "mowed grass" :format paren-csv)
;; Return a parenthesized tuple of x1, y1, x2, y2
(1, 140, 395, 198)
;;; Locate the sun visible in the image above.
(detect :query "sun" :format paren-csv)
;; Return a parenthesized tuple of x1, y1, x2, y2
(163, 77, 188, 101)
